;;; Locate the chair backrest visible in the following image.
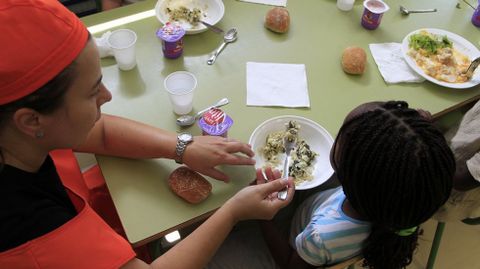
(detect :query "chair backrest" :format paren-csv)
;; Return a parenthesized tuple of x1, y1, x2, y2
(317, 255, 363, 269)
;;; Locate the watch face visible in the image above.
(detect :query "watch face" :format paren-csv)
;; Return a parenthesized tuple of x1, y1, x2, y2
(179, 133, 193, 142)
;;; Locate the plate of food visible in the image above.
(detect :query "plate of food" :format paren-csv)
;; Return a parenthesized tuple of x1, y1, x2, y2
(248, 115, 335, 190)
(401, 28, 480, 89)
(155, 0, 225, 35)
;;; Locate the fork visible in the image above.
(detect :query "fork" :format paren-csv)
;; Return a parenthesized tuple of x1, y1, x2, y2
(277, 136, 296, 200)
(200, 20, 224, 34)
(464, 57, 480, 79)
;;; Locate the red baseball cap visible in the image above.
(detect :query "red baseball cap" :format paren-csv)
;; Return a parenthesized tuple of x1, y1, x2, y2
(0, 0, 89, 105)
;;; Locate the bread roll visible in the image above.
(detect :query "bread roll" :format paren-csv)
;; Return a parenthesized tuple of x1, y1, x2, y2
(168, 167, 212, 204)
(341, 46, 367, 75)
(265, 7, 290, 33)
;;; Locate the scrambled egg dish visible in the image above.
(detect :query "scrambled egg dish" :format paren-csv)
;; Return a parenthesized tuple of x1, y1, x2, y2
(408, 30, 471, 83)
(261, 121, 317, 184)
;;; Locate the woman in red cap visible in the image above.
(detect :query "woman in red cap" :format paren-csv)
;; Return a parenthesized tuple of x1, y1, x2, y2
(0, 0, 294, 268)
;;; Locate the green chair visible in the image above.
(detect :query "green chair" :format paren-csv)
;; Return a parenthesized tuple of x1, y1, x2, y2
(426, 217, 480, 269)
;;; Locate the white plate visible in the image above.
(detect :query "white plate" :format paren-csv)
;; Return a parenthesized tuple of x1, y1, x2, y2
(401, 28, 480, 89)
(155, 0, 225, 35)
(248, 116, 335, 190)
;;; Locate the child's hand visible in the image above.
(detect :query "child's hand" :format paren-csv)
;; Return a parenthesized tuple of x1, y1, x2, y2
(225, 169, 295, 222)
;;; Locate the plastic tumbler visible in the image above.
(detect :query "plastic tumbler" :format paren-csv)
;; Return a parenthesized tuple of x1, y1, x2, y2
(107, 29, 137, 70)
(361, 0, 389, 30)
(164, 71, 197, 115)
(337, 0, 355, 11)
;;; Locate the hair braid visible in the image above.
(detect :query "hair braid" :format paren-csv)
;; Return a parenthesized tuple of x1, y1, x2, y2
(333, 101, 454, 269)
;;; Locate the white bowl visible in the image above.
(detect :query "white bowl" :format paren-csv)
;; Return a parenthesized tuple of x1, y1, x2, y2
(155, 0, 225, 35)
(248, 115, 335, 190)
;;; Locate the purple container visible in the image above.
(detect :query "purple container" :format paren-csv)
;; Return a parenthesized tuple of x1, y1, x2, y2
(156, 22, 185, 59)
(198, 108, 233, 137)
(472, 3, 480, 27)
(361, 0, 389, 30)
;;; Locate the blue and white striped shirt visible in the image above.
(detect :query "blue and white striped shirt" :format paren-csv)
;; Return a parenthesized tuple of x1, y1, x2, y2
(289, 187, 371, 266)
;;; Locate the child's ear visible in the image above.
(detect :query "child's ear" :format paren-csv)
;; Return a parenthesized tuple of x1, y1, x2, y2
(12, 108, 43, 138)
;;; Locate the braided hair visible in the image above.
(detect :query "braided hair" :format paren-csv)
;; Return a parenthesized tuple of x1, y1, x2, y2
(332, 101, 454, 269)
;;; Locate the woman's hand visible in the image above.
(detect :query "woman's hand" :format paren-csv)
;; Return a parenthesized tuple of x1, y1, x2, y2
(182, 136, 255, 182)
(224, 167, 295, 222)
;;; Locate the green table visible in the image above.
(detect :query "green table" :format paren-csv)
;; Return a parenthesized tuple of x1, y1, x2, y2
(82, 0, 480, 247)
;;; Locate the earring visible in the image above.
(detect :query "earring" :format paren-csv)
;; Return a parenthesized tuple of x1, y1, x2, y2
(35, 131, 44, 138)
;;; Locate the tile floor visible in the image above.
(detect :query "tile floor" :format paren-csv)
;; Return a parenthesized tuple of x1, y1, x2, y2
(406, 218, 480, 269)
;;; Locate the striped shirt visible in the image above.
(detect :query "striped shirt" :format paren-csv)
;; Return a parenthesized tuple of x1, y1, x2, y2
(289, 187, 371, 266)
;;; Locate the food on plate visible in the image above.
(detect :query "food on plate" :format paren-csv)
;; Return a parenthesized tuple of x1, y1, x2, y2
(261, 121, 317, 184)
(168, 166, 212, 204)
(407, 30, 471, 83)
(289, 140, 317, 184)
(265, 7, 290, 33)
(341, 46, 367, 75)
(166, 6, 202, 25)
(164, 0, 205, 25)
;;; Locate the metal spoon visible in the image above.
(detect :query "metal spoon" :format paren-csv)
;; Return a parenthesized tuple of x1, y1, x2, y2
(400, 5, 437, 15)
(176, 98, 230, 127)
(207, 28, 238, 65)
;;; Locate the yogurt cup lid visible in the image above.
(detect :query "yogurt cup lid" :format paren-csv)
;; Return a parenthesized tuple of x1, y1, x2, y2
(198, 109, 233, 136)
(156, 22, 185, 42)
(198, 116, 233, 136)
(363, 0, 390, 13)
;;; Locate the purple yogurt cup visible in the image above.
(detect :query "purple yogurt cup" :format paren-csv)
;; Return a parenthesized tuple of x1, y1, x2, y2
(156, 22, 185, 59)
(472, 1, 480, 27)
(198, 108, 233, 137)
(361, 0, 390, 30)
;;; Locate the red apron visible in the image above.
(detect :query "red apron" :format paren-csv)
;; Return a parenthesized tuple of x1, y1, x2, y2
(0, 149, 136, 269)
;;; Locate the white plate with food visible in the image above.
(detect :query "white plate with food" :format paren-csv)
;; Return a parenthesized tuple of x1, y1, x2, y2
(248, 115, 335, 190)
(401, 28, 480, 89)
(155, 0, 225, 35)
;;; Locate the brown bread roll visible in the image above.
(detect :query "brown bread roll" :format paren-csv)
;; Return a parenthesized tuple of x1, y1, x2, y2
(168, 166, 212, 204)
(341, 46, 367, 75)
(265, 7, 290, 33)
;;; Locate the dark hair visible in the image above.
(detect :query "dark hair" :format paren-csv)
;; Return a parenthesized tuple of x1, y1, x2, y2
(0, 61, 77, 129)
(332, 101, 454, 269)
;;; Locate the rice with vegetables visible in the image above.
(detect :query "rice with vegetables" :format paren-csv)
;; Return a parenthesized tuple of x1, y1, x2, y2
(261, 121, 317, 185)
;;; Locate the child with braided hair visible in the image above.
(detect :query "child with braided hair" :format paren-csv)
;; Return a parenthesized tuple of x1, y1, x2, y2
(260, 101, 455, 269)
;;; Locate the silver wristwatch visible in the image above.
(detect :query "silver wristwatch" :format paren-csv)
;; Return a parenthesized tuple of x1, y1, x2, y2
(175, 132, 194, 164)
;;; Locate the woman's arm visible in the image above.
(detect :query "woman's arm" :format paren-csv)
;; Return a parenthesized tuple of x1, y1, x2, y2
(74, 114, 255, 181)
(121, 175, 295, 269)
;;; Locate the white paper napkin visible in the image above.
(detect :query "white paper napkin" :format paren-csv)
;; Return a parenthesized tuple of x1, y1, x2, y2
(246, 62, 310, 108)
(94, 31, 114, 58)
(237, 0, 287, 7)
(369, 43, 425, 84)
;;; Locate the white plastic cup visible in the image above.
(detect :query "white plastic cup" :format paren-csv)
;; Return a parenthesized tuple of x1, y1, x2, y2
(337, 0, 355, 11)
(164, 71, 197, 115)
(107, 29, 137, 71)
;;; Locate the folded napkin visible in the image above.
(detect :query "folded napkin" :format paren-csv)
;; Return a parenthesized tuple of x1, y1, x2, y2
(94, 31, 114, 58)
(237, 0, 287, 7)
(246, 62, 310, 108)
(369, 43, 425, 84)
